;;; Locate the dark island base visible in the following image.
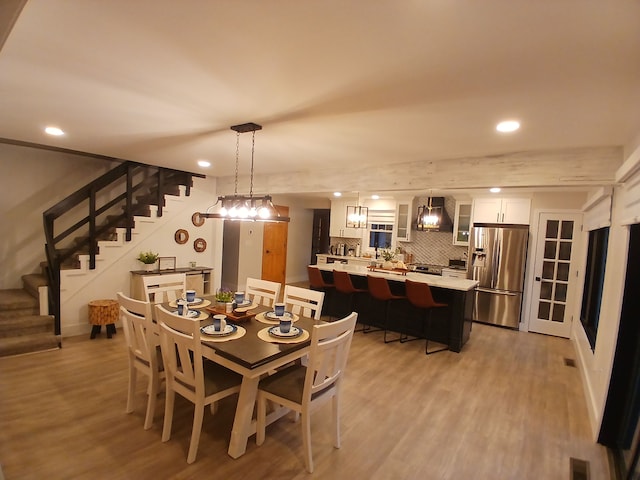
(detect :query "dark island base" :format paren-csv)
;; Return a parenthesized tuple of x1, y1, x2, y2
(318, 271, 473, 353)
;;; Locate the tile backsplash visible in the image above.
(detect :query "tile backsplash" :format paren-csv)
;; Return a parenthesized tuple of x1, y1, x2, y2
(330, 196, 468, 266)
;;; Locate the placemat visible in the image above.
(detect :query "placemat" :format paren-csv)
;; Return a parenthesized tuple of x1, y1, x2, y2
(257, 327, 309, 344)
(255, 311, 300, 325)
(200, 325, 246, 343)
(168, 298, 211, 309)
(169, 310, 209, 321)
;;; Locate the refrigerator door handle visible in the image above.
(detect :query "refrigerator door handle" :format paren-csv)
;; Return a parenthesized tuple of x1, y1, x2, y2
(475, 287, 519, 296)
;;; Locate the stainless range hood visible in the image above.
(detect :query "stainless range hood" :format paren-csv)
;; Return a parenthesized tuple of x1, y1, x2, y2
(415, 197, 453, 232)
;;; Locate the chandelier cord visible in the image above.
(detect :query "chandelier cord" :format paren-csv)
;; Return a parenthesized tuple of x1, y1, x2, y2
(249, 130, 255, 197)
(234, 131, 240, 195)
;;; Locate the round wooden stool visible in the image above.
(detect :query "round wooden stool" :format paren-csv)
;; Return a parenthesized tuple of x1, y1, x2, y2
(88, 299, 119, 339)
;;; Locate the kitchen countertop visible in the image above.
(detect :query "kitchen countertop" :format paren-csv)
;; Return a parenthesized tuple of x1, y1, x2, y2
(314, 263, 478, 292)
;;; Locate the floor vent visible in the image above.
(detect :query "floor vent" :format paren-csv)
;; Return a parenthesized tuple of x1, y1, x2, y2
(564, 358, 577, 367)
(570, 457, 590, 480)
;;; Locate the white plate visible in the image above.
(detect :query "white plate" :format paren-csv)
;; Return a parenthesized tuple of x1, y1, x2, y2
(268, 325, 302, 338)
(172, 309, 200, 318)
(186, 297, 203, 305)
(201, 324, 237, 337)
(265, 311, 295, 321)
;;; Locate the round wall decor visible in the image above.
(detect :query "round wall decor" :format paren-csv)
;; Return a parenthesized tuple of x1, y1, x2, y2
(193, 238, 207, 252)
(174, 229, 189, 244)
(191, 212, 205, 227)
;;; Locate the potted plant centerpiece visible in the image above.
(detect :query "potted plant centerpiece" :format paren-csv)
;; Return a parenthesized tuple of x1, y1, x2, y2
(137, 251, 159, 271)
(215, 288, 234, 309)
(380, 247, 397, 269)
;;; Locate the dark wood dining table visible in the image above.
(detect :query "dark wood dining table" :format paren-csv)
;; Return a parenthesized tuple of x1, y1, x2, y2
(161, 295, 317, 458)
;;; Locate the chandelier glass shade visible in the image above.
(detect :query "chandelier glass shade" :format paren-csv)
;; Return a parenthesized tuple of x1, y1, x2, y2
(200, 122, 289, 223)
(416, 197, 441, 231)
(346, 205, 368, 229)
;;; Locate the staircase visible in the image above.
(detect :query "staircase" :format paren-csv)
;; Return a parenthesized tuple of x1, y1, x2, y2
(0, 272, 58, 357)
(0, 160, 204, 356)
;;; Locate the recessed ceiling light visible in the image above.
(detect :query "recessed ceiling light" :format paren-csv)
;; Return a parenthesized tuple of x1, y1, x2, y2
(333, 192, 342, 197)
(371, 195, 380, 200)
(490, 187, 501, 193)
(197, 160, 211, 168)
(45, 126, 65, 136)
(496, 120, 520, 133)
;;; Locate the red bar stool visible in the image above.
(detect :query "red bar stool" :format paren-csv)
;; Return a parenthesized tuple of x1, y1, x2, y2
(332, 270, 368, 329)
(404, 279, 449, 355)
(367, 275, 407, 342)
(307, 266, 336, 317)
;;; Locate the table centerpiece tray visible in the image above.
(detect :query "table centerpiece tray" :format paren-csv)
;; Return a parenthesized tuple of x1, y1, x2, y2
(205, 305, 258, 323)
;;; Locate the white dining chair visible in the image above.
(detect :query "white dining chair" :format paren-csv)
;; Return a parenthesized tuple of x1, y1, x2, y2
(256, 311, 358, 473)
(142, 273, 187, 304)
(155, 305, 243, 464)
(117, 292, 163, 430)
(283, 285, 325, 321)
(245, 277, 281, 307)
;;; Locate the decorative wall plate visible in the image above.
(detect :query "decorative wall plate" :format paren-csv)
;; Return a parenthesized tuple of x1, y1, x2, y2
(194, 238, 207, 252)
(192, 212, 205, 227)
(174, 229, 189, 244)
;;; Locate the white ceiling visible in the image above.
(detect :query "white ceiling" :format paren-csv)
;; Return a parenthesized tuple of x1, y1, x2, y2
(1, 1, 639, 190)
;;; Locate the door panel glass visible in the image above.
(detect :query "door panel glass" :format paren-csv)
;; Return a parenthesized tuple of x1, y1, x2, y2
(546, 220, 559, 238)
(552, 303, 565, 322)
(557, 263, 570, 281)
(559, 242, 572, 261)
(560, 221, 574, 239)
(555, 283, 567, 302)
(540, 282, 553, 300)
(544, 241, 557, 259)
(538, 301, 551, 320)
(542, 261, 555, 279)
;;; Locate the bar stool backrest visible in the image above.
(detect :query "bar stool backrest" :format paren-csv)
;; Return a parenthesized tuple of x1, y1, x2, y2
(367, 275, 393, 301)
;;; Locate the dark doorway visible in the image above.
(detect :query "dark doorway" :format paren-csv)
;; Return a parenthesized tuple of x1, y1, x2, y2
(598, 223, 640, 479)
(310, 209, 330, 265)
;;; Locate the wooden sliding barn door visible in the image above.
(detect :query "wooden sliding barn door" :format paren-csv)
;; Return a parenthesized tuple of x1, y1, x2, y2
(261, 206, 289, 288)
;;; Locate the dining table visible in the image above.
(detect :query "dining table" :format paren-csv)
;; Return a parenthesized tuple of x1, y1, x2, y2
(161, 294, 318, 458)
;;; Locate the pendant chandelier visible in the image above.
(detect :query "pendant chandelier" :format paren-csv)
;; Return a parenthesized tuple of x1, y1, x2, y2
(200, 122, 289, 223)
(346, 193, 368, 229)
(416, 196, 440, 231)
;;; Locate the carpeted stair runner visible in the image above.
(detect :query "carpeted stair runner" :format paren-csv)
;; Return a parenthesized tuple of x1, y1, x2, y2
(0, 282, 59, 357)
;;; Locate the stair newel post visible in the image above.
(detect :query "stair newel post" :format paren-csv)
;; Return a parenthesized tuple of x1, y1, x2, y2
(125, 163, 134, 242)
(89, 186, 96, 270)
(156, 167, 165, 217)
(43, 213, 61, 338)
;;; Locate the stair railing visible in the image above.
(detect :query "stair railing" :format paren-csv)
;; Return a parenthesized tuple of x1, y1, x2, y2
(43, 160, 201, 336)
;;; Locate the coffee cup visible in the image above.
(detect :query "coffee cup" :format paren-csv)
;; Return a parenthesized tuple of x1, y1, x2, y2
(279, 318, 292, 334)
(186, 290, 196, 302)
(213, 314, 227, 332)
(274, 302, 286, 317)
(177, 299, 187, 316)
(234, 291, 245, 304)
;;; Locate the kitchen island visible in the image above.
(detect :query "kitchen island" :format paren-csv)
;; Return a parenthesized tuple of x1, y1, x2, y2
(314, 263, 478, 352)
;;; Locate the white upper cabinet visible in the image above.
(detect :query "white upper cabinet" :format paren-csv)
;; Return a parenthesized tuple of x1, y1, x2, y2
(453, 201, 472, 245)
(329, 199, 364, 238)
(394, 199, 413, 243)
(472, 197, 531, 225)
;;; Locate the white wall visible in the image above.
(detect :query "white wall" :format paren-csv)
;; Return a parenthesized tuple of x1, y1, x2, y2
(0, 143, 118, 288)
(570, 143, 640, 438)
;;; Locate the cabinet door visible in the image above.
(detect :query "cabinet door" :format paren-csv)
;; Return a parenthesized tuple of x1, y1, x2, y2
(394, 201, 412, 242)
(502, 198, 531, 224)
(330, 199, 364, 238)
(453, 201, 472, 245)
(472, 198, 502, 223)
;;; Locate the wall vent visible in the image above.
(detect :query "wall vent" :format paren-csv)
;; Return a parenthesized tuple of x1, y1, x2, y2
(570, 457, 590, 480)
(564, 358, 577, 367)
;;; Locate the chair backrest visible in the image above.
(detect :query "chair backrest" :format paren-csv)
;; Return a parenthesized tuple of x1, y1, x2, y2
(155, 304, 204, 399)
(404, 279, 443, 309)
(283, 285, 325, 321)
(245, 277, 281, 307)
(307, 266, 332, 289)
(302, 312, 358, 403)
(142, 273, 187, 304)
(367, 275, 393, 301)
(333, 270, 356, 294)
(117, 291, 157, 365)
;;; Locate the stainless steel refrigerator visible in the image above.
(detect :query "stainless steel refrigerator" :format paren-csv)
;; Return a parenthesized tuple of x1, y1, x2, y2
(467, 224, 529, 329)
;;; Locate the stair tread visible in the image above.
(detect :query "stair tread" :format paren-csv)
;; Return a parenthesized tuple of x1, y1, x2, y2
(0, 332, 60, 357)
(0, 289, 38, 310)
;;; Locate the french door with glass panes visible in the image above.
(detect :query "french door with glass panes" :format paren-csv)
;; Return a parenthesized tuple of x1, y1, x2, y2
(528, 212, 582, 338)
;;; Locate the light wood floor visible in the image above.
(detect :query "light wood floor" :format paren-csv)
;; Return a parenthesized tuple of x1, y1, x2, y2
(0, 322, 611, 479)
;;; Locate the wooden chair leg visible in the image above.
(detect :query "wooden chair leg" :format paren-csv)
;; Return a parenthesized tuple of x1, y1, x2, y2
(143, 374, 159, 430)
(162, 388, 175, 442)
(186, 404, 205, 464)
(301, 412, 314, 473)
(256, 394, 267, 446)
(126, 362, 136, 414)
(332, 393, 341, 449)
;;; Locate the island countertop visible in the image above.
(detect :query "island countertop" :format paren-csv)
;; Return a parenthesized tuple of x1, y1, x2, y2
(314, 263, 478, 291)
